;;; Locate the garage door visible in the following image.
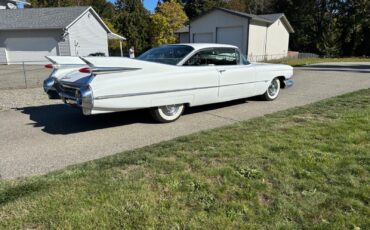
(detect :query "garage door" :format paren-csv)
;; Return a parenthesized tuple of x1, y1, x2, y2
(193, 33, 213, 43)
(216, 26, 244, 51)
(5, 36, 58, 63)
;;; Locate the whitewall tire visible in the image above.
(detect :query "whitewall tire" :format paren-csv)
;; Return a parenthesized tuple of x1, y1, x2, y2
(263, 78, 281, 101)
(150, 104, 185, 123)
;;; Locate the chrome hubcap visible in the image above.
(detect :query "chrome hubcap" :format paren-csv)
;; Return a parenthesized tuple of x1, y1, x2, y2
(268, 80, 279, 97)
(160, 105, 181, 116)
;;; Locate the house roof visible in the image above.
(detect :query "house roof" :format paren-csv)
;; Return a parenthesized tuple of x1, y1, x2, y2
(175, 25, 189, 33)
(0, 6, 126, 40)
(176, 7, 294, 34)
(258, 13, 284, 22)
(0, 6, 90, 30)
(259, 13, 294, 33)
(214, 7, 272, 24)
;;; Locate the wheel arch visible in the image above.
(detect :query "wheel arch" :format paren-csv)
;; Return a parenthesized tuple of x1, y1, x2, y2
(276, 76, 287, 88)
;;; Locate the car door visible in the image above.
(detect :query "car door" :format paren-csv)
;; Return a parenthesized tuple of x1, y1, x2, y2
(182, 49, 221, 106)
(213, 48, 257, 100)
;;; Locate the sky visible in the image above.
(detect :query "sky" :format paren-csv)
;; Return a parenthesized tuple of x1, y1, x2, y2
(143, 0, 157, 12)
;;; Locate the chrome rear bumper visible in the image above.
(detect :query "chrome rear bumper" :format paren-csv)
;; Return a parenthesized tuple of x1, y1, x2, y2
(43, 78, 60, 99)
(43, 78, 94, 115)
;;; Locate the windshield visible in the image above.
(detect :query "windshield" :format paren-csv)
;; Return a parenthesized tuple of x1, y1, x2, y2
(138, 45, 194, 65)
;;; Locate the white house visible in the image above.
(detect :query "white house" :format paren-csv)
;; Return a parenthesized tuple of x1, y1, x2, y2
(175, 7, 294, 61)
(0, 6, 126, 64)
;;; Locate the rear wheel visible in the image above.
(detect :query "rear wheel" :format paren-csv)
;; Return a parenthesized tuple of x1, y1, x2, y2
(150, 104, 185, 123)
(262, 78, 281, 101)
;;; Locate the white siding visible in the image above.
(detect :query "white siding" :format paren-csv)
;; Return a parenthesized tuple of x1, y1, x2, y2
(0, 31, 6, 63)
(265, 19, 290, 59)
(193, 33, 213, 43)
(179, 33, 190, 43)
(190, 10, 249, 54)
(248, 21, 268, 59)
(58, 34, 71, 56)
(0, 47, 7, 64)
(249, 19, 290, 61)
(68, 11, 109, 56)
(216, 26, 243, 50)
(0, 30, 61, 63)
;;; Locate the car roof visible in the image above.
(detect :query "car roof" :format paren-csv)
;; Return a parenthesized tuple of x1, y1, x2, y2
(168, 43, 238, 50)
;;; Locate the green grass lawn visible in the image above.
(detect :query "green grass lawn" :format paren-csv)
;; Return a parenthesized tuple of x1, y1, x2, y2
(276, 57, 370, 67)
(1, 90, 370, 229)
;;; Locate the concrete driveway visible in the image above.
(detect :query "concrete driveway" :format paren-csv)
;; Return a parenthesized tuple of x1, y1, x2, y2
(1, 62, 370, 179)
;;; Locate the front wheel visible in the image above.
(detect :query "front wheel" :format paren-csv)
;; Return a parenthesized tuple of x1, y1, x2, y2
(262, 78, 281, 101)
(150, 104, 185, 123)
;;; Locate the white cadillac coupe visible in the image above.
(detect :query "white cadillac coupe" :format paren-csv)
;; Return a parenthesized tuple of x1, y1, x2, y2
(43, 43, 294, 123)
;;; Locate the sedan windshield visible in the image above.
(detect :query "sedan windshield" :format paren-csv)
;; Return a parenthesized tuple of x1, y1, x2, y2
(138, 45, 194, 65)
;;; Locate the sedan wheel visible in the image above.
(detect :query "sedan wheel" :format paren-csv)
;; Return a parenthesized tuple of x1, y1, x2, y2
(263, 78, 281, 101)
(151, 104, 185, 123)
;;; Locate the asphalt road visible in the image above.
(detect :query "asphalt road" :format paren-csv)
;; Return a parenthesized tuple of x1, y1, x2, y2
(1, 62, 370, 179)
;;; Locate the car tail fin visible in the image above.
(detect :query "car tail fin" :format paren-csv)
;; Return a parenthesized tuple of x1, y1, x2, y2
(45, 56, 87, 71)
(79, 57, 142, 75)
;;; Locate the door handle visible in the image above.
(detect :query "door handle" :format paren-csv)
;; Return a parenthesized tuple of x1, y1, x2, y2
(218, 69, 226, 73)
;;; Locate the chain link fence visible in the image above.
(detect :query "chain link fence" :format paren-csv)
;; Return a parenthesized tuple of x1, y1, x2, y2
(248, 52, 319, 62)
(0, 61, 50, 90)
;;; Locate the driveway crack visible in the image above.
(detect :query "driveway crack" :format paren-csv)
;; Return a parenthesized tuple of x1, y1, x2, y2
(205, 112, 241, 123)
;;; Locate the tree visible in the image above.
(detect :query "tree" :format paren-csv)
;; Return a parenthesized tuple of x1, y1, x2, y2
(224, 0, 248, 12)
(184, 0, 226, 19)
(28, 0, 116, 21)
(247, 0, 274, 14)
(337, 0, 370, 56)
(104, 19, 123, 56)
(270, 0, 320, 54)
(151, 0, 188, 46)
(115, 0, 152, 53)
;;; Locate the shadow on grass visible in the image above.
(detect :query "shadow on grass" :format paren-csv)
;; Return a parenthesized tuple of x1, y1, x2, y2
(0, 181, 48, 206)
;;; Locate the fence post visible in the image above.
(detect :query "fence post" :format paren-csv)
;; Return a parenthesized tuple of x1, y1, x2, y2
(22, 61, 28, 88)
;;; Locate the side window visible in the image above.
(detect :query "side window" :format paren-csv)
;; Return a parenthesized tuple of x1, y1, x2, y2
(184, 48, 240, 66)
(214, 48, 239, 65)
(184, 49, 215, 66)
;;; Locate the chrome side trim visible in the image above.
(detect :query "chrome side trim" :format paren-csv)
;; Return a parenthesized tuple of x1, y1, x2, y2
(95, 85, 218, 100)
(94, 80, 267, 100)
(92, 67, 141, 75)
